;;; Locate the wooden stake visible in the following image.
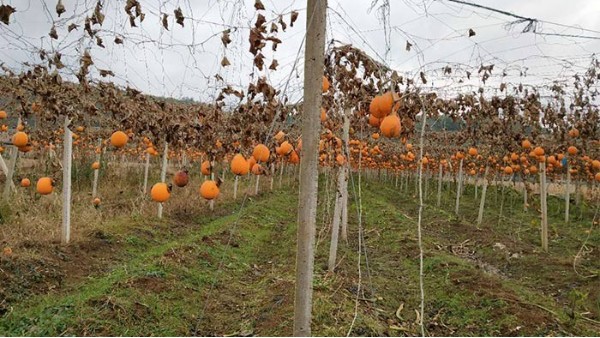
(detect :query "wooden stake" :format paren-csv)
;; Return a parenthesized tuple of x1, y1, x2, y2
(327, 167, 344, 272)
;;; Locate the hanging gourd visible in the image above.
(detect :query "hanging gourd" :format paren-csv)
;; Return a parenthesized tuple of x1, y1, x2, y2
(201, 160, 212, 176)
(173, 170, 189, 187)
(36, 177, 53, 195)
(12, 131, 28, 147)
(150, 182, 171, 202)
(252, 144, 270, 162)
(231, 154, 250, 175)
(110, 131, 129, 148)
(200, 180, 220, 200)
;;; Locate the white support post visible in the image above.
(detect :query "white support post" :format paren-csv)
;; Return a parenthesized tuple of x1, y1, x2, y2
(455, 158, 464, 215)
(92, 139, 102, 198)
(477, 166, 489, 227)
(62, 116, 73, 245)
(143, 152, 150, 195)
(158, 142, 168, 218)
(540, 161, 548, 252)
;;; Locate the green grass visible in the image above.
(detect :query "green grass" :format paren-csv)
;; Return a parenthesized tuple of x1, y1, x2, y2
(0, 174, 598, 336)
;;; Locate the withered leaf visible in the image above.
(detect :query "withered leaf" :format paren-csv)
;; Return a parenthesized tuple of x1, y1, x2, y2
(466, 71, 471, 79)
(254, 0, 265, 10)
(420, 71, 427, 84)
(56, 0, 65, 17)
(468, 28, 476, 37)
(49, 25, 58, 39)
(0, 5, 16, 25)
(114, 36, 123, 44)
(96, 36, 104, 48)
(162, 13, 169, 30)
(270, 22, 278, 33)
(269, 59, 278, 70)
(405, 41, 412, 52)
(255, 14, 266, 28)
(221, 29, 232, 47)
(99, 69, 114, 77)
(67, 23, 78, 32)
(174, 7, 184, 27)
(290, 11, 299, 27)
(254, 53, 265, 71)
(278, 15, 287, 31)
(221, 56, 231, 67)
(215, 74, 224, 81)
(92, 1, 104, 26)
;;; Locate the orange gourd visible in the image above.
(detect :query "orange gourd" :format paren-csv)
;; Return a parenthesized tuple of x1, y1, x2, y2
(289, 150, 300, 164)
(247, 156, 257, 170)
(277, 141, 293, 156)
(200, 180, 220, 200)
(379, 114, 401, 138)
(252, 163, 263, 175)
(468, 147, 478, 156)
(322, 76, 330, 93)
(533, 147, 544, 156)
(173, 170, 189, 187)
(567, 146, 578, 155)
(36, 177, 53, 195)
(504, 166, 513, 175)
(150, 182, 171, 202)
(368, 115, 381, 127)
(320, 108, 327, 122)
(568, 128, 579, 138)
(110, 131, 128, 148)
(252, 144, 270, 162)
(0, 111, 7, 119)
(91, 161, 100, 170)
(20, 178, 31, 187)
(201, 160, 212, 175)
(93, 197, 101, 207)
(522, 139, 531, 149)
(231, 154, 250, 175)
(12, 131, 28, 147)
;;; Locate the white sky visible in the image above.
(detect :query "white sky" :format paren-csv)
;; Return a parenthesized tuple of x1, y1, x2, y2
(0, 0, 599, 103)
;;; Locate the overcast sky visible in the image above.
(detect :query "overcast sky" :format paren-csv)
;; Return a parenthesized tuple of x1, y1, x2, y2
(0, 0, 599, 102)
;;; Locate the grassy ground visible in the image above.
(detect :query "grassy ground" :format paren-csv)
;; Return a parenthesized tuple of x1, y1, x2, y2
(0, 171, 598, 336)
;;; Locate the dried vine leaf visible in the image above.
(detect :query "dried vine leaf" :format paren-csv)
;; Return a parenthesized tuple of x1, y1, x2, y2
(278, 15, 287, 31)
(405, 41, 412, 52)
(290, 11, 299, 27)
(269, 59, 278, 70)
(420, 71, 427, 84)
(162, 13, 169, 30)
(0, 5, 16, 25)
(468, 28, 476, 37)
(92, 1, 105, 26)
(221, 56, 231, 67)
(99, 69, 114, 77)
(254, 0, 265, 10)
(96, 36, 104, 48)
(49, 25, 58, 39)
(174, 7, 184, 27)
(67, 23, 78, 32)
(114, 36, 123, 44)
(221, 29, 232, 47)
(56, 0, 65, 17)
